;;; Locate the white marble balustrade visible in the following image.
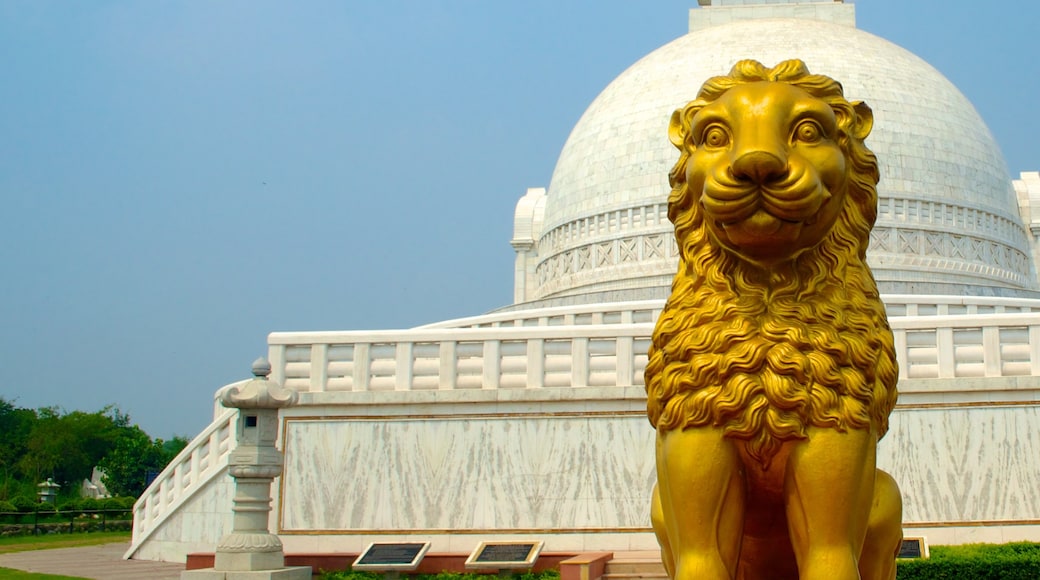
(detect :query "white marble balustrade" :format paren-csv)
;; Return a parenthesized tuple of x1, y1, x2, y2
(268, 311, 1040, 393)
(268, 326, 653, 393)
(416, 295, 1040, 331)
(125, 406, 238, 560)
(894, 313, 1040, 379)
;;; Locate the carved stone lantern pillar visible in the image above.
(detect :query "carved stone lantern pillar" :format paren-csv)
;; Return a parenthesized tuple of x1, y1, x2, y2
(182, 358, 310, 580)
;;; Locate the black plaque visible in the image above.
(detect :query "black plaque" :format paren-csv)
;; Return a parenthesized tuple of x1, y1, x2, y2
(466, 541, 543, 569)
(898, 537, 928, 559)
(475, 544, 536, 563)
(353, 542, 431, 571)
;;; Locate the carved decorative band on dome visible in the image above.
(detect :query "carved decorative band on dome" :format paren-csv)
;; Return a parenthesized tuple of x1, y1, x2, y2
(540, 203, 670, 253)
(535, 227, 1031, 296)
(877, 198, 1027, 245)
(869, 227, 1032, 286)
(534, 200, 1032, 296)
(536, 232, 679, 288)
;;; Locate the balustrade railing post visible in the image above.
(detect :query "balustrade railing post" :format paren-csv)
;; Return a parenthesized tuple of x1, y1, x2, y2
(396, 342, 414, 390)
(892, 329, 908, 380)
(527, 339, 545, 388)
(616, 336, 634, 387)
(938, 327, 955, 378)
(310, 343, 329, 393)
(158, 479, 169, 512)
(208, 430, 222, 472)
(353, 343, 371, 391)
(190, 448, 201, 488)
(483, 340, 501, 389)
(1031, 325, 1040, 375)
(982, 326, 1001, 377)
(173, 462, 184, 495)
(572, 338, 589, 387)
(439, 341, 457, 389)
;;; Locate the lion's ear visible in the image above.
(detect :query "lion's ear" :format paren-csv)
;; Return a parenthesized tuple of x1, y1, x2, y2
(669, 109, 687, 149)
(851, 101, 874, 140)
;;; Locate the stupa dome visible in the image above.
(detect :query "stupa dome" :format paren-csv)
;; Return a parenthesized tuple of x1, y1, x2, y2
(518, 11, 1037, 304)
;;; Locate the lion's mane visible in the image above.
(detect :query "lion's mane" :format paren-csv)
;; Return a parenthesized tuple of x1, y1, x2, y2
(645, 60, 899, 465)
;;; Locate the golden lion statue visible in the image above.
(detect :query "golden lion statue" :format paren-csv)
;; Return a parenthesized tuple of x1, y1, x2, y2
(645, 59, 903, 580)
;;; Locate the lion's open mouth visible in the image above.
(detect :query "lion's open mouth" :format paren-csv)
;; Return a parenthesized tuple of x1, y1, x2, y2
(719, 209, 804, 248)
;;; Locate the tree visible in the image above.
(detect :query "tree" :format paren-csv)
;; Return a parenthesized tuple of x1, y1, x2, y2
(17, 407, 63, 485)
(17, 405, 129, 488)
(0, 398, 35, 499)
(0, 399, 184, 499)
(97, 426, 168, 497)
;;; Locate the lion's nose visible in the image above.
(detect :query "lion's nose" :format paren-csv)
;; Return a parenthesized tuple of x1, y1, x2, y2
(731, 151, 787, 184)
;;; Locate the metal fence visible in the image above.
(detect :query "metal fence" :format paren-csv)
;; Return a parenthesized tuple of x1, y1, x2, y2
(0, 508, 132, 536)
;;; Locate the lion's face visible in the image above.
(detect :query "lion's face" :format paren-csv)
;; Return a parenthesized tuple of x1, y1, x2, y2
(649, 60, 895, 465)
(681, 81, 850, 264)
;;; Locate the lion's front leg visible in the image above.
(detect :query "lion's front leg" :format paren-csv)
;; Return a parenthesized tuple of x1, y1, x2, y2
(784, 428, 876, 580)
(859, 469, 902, 580)
(650, 482, 675, 578)
(656, 427, 746, 580)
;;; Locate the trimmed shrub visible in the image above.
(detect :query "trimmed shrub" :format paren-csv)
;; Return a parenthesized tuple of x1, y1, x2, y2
(101, 496, 133, 510)
(10, 496, 35, 512)
(897, 542, 1040, 579)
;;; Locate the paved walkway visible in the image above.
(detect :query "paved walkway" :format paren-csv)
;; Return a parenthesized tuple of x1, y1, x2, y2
(0, 541, 184, 580)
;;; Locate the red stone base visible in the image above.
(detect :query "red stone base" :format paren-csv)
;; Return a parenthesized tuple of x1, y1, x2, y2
(185, 552, 613, 578)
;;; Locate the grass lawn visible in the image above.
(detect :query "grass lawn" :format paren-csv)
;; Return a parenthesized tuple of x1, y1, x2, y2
(0, 531, 130, 554)
(0, 569, 87, 579)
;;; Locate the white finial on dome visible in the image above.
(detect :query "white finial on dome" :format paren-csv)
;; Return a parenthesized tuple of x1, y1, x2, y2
(701, 0, 842, 5)
(691, 0, 854, 32)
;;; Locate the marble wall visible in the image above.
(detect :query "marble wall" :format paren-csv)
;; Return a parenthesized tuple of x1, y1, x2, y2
(131, 385, 1040, 560)
(881, 404, 1040, 524)
(280, 412, 656, 533)
(277, 393, 1040, 546)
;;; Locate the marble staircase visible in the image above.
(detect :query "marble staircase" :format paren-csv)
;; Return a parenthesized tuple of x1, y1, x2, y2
(602, 552, 667, 580)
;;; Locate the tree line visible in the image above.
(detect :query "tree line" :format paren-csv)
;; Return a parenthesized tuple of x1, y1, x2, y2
(0, 396, 187, 503)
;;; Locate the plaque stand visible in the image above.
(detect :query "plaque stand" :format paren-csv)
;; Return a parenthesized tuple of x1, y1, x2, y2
(465, 541, 544, 577)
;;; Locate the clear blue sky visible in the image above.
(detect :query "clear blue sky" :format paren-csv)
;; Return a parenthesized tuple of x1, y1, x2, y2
(1, 1, 1038, 440)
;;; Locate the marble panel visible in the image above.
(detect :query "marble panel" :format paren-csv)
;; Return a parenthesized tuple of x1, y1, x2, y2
(279, 413, 656, 532)
(879, 405, 1040, 523)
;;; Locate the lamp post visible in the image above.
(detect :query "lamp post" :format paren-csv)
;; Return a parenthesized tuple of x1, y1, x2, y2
(183, 358, 310, 579)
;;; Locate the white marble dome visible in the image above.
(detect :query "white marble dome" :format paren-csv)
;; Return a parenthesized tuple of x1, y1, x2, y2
(526, 16, 1037, 302)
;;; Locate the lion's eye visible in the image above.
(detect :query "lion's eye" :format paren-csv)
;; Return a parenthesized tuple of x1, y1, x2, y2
(701, 125, 729, 149)
(794, 120, 823, 143)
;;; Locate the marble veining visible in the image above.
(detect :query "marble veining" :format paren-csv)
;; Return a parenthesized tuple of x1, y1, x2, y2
(280, 414, 656, 532)
(281, 404, 1040, 534)
(879, 405, 1040, 522)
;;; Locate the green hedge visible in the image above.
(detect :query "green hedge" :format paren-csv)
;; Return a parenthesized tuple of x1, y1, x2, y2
(322, 571, 560, 580)
(897, 542, 1040, 579)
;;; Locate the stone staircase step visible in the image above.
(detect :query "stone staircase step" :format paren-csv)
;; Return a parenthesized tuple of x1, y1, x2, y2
(603, 556, 667, 580)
